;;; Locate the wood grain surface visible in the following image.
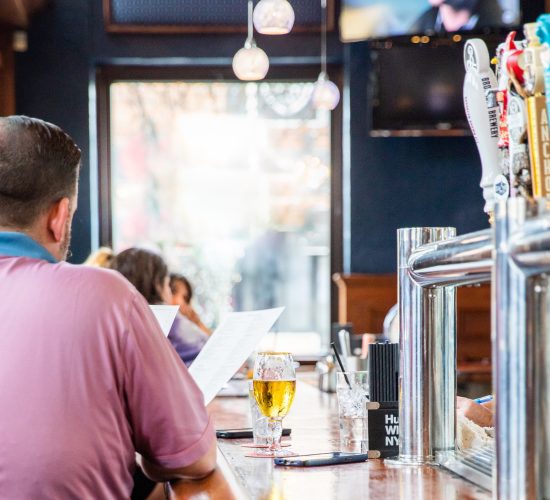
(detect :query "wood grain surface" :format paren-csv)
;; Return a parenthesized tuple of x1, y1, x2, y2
(168, 373, 490, 500)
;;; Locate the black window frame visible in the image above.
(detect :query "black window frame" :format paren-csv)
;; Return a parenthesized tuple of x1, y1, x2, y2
(95, 64, 343, 345)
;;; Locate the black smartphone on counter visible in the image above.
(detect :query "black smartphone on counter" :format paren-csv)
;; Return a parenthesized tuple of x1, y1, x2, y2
(216, 428, 292, 439)
(274, 452, 369, 467)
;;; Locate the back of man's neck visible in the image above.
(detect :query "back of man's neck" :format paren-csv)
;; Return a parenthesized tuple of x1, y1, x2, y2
(0, 227, 47, 251)
(0, 226, 34, 237)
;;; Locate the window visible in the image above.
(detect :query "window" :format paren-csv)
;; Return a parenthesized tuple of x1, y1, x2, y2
(99, 68, 341, 354)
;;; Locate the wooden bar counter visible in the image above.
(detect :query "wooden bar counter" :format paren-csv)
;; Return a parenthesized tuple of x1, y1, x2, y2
(168, 374, 490, 499)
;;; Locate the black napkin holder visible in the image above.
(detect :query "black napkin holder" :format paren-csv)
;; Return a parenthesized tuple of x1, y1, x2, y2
(366, 401, 399, 458)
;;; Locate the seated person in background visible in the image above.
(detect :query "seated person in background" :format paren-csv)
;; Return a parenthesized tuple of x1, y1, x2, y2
(83, 245, 114, 268)
(170, 273, 212, 336)
(0, 116, 215, 498)
(112, 248, 208, 365)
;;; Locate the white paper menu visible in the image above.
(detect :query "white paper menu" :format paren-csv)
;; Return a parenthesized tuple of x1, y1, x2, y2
(149, 305, 180, 337)
(189, 307, 285, 404)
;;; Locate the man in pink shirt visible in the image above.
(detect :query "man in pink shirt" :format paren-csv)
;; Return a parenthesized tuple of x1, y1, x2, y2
(0, 116, 216, 498)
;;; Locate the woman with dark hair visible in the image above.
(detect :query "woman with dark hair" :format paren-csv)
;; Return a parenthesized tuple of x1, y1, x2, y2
(170, 273, 212, 336)
(111, 248, 207, 366)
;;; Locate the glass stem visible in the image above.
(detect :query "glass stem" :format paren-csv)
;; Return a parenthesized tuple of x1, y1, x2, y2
(267, 418, 283, 450)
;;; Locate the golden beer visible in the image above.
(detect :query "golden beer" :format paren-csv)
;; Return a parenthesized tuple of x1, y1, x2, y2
(253, 380, 296, 419)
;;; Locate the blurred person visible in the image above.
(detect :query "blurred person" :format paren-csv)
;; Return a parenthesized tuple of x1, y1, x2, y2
(439, 0, 479, 31)
(411, 0, 502, 33)
(112, 248, 208, 365)
(410, 0, 445, 33)
(170, 273, 212, 336)
(83, 245, 114, 268)
(0, 116, 216, 498)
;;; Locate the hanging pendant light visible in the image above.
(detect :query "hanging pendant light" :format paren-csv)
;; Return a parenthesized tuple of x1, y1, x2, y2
(253, 0, 295, 35)
(312, 72, 340, 110)
(233, 0, 270, 81)
(312, 0, 340, 110)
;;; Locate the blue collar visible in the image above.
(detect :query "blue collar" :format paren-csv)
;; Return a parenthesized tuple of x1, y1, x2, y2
(0, 232, 57, 263)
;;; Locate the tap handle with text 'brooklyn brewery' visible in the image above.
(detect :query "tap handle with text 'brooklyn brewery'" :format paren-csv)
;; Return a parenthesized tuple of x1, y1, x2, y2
(463, 38, 501, 218)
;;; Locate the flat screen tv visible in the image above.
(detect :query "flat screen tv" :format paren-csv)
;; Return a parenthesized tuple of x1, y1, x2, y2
(369, 42, 475, 136)
(340, 0, 536, 42)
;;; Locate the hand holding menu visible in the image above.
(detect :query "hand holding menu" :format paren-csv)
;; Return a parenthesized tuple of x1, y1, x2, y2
(189, 307, 284, 404)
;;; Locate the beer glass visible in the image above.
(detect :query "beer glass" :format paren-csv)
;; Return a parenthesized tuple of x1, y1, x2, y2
(253, 352, 296, 457)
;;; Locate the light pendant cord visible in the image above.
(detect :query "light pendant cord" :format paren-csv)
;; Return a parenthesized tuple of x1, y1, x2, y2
(321, 0, 327, 75)
(247, 0, 254, 46)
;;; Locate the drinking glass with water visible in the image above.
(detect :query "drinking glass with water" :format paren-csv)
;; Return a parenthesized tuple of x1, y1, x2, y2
(336, 371, 369, 453)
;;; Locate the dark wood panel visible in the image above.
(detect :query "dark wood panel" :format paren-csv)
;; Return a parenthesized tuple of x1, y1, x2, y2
(333, 273, 396, 334)
(0, 1, 48, 116)
(0, 32, 15, 116)
(0, 0, 48, 28)
(333, 273, 491, 365)
(457, 285, 491, 363)
(103, 0, 337, 34)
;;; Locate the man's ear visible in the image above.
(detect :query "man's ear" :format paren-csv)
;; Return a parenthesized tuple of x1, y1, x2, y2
(47, 197, 70, 243)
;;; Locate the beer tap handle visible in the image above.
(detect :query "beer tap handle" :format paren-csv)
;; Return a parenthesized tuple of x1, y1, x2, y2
(463, 39, 502, 217)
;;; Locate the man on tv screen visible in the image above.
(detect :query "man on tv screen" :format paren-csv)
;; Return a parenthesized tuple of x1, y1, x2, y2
(410, 0, 503, 34)
(339, 0, 517, 42)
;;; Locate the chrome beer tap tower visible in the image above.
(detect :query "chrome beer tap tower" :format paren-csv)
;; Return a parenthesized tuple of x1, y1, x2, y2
(493, 198, 550, 499)
(390, 18, 550, 499)
(389, 226, 493, 488)
(392, 201, 550, 498)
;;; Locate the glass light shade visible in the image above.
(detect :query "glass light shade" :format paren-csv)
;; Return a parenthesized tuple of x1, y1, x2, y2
(232, 44, 270, 81)
(312, 73, 340, 110)
(253, 0, 295, 35)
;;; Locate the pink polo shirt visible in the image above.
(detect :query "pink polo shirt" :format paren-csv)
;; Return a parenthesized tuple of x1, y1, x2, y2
(0, 255, 214, 498)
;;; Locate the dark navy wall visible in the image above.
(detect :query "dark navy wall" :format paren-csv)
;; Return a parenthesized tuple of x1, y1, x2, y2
(15, 0, 488, 270)
(345, 42, 488, 273)
(15, 0, 91, 263)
